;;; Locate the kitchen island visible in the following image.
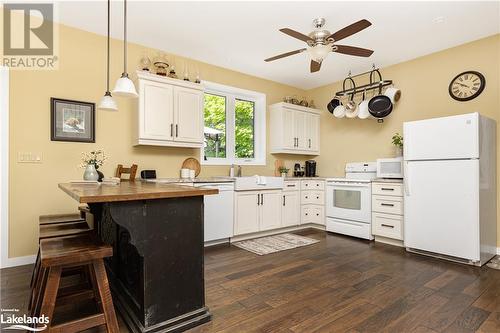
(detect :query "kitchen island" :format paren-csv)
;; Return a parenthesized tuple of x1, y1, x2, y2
(59, 181, 218, 333)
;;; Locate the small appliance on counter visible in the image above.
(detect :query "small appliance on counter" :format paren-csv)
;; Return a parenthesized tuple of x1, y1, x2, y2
(140, 170, 157, 179)
(305, 160, 317, 177)
(293, 163, 304, 177)
(376, 157, 403, 179)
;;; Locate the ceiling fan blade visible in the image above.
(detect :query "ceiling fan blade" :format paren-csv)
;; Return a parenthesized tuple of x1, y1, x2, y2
(328, 19, 372, 42)
(279, 28, 313, 43)
(333, 45, 374, 57)
(310, 60, 321, 73)
(264, 48, 307, 62)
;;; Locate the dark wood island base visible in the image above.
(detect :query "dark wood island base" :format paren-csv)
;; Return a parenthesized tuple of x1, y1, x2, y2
(58, 182, 218, 333)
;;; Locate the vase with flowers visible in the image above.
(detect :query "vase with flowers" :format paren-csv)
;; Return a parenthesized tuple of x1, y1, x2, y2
(80, 149, 107, 181)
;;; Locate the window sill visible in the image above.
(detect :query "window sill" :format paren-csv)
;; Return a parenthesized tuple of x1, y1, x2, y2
(201, 159, 266, 166)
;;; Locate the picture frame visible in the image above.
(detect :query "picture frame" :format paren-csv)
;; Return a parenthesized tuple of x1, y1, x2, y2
(50, 98, 95, 143)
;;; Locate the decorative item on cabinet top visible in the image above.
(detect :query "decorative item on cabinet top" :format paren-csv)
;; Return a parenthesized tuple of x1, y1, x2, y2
(329, 65, 400, 123)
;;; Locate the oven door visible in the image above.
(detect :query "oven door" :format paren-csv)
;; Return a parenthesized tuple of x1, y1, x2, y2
(326, 182, 371, 223)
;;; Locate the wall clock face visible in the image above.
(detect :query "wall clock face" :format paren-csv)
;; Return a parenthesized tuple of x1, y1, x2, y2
(449, 71, 485, 101)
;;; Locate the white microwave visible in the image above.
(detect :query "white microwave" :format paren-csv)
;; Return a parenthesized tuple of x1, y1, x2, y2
(377, 157, 404, 179)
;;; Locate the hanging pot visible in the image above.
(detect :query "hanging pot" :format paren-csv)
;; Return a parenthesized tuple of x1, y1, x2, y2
(368, 70, 392, 121)
(358, 89, 370, 119)
(345, 92, 359, 118)
(327, 97, 341, 114)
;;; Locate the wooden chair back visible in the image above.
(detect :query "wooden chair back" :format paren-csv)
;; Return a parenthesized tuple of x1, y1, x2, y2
(115, 164, 138, 181)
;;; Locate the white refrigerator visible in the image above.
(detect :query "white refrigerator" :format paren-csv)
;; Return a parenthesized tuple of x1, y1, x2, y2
(403, 112, 497, 266)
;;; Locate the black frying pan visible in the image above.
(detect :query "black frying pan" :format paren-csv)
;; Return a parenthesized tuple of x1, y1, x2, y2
(368, 71, 393, 119)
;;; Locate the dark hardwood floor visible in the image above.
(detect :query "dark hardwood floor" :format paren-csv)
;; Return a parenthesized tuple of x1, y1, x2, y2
(1, 229, 499, 332)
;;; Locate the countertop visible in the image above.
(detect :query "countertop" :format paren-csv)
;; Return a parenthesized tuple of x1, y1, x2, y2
(284, 177, 329, 181)
(58, 181, 219, 203)
(372, 178, 404, 184)
(144, 177, 235, 184)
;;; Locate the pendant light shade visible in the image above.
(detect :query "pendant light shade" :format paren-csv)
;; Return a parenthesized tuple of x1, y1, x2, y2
(98, 0, 118, 111)
(98, 92, 118, 111)
(113, 73, 138, 97)
(112, 0, 138, 98)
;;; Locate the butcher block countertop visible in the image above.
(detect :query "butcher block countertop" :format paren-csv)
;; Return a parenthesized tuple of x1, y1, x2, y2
(59, 181, 218, 203)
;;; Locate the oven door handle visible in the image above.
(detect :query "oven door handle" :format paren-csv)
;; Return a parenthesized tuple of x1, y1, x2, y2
(327, 183, 370, 188)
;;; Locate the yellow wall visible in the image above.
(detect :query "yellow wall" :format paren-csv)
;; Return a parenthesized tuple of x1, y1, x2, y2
(7, 22, 500, 258)
(8, 24, 307, 257)
(307, 34, 500, 246)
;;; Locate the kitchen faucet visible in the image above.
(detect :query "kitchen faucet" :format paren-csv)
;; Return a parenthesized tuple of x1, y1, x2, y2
(236, 165, 242, 177)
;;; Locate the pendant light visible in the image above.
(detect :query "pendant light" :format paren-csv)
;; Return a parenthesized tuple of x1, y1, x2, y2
(112, 0, 138, 98)
(98, 0, 118, 111)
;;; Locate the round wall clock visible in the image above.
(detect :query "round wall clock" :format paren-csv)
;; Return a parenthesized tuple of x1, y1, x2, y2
(449, 71, 485, 101)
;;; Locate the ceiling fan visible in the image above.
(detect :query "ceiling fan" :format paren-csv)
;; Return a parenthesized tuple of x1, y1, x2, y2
(265, 18, 374, 73)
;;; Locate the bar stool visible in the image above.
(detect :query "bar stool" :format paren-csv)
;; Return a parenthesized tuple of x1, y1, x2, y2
(31, 234, 119, 332)
(30, 214, 91, 308)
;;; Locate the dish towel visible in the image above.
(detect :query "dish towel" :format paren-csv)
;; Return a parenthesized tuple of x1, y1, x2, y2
(254, 175, 267, 185)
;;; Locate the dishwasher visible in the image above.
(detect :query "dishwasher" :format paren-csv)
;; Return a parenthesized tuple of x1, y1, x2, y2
(194, 183, 234, 242)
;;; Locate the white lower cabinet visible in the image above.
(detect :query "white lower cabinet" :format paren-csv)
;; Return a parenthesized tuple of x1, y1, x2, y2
(282, 190, 300, 227)
(234, 190, 282, 235)
(371, 181, 404, 244)
(234, 191, 260, 235)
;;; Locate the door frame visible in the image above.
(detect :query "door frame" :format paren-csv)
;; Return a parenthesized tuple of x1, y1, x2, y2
(0, 66, 10, 268)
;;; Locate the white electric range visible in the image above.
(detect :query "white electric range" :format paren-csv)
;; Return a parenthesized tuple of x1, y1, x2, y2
(326, 162, 377, 240)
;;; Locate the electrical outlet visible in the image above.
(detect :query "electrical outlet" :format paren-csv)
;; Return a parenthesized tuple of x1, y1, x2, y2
(17, 152, 43, 163)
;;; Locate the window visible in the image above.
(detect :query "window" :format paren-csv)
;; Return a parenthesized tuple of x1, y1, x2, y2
(202, 82, 266, 165)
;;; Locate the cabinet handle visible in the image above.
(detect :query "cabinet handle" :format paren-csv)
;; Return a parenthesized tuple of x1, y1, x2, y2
(316, 196, 319, 199)
(309, 138, 311, 148)
(381, 203, 395, 207)
(261, 193, 264, 205)
(257, 194, 260, 205)
(175, 124, 179, 137)
(283, 195, 286, 206)
(170, 123, 174, 137)
(287, 184, 295, 187)
(381, 224, 395, 228)
(316, 213, 319, 216)
(305, 213, 308, 216)
(381, 188, 395, 191)
(305, 196, 308, 199)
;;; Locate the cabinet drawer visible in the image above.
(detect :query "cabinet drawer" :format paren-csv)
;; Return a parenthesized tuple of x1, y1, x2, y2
(301, 190, 324, 205)
(372, 195, 403, 215)
(283, 181, 300, 191)
(301, 180, 325, 190)
(372, 183, 403, 197)
(301, 205, 324, 225)
(372, 213, 403, 240)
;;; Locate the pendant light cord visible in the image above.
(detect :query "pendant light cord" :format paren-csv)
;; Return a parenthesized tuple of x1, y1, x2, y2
(106, 0, 110, 92)
(123, 0, 127, 75)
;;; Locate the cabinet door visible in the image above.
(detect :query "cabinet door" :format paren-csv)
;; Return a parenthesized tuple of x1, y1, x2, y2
(307, 113, 320, 151)
(282, 191, 300, 227)
(173, 86, 203, 143)
(234, 191, 260, 235)
(260, 190, 282, 231)
(295, 111, 308, 150)
(282, 108, 296, 149)
(140, 81, 174, 141)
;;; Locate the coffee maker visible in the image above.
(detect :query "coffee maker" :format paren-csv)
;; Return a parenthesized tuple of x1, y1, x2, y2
(305, 160, 317, 177)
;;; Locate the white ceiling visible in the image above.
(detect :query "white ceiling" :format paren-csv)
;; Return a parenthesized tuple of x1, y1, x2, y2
(56, 1, 500, 90)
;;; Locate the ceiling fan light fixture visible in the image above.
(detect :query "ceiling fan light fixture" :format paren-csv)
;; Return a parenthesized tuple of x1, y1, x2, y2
(307, 44, 332, 63)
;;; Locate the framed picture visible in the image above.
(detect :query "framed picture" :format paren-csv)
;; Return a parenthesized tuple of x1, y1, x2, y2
(51, 98, 95, 142)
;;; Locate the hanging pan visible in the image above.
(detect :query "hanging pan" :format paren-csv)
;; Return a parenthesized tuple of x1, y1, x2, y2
(368, 70, 392, 122)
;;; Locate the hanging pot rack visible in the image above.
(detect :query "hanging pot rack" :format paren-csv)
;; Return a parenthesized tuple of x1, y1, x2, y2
(334, 65, 393, 97)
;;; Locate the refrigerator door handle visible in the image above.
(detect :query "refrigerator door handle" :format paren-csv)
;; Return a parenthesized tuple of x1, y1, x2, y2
(404, 161, 410, 196)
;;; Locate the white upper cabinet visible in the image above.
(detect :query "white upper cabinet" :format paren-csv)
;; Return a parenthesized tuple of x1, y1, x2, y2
(270, 102, 321, 155)
(135, 71, 204, 148)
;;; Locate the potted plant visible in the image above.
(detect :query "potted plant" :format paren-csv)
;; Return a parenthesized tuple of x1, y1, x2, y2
(392, 133, 403, 156)
(80, 149, 107, 181)
(278, 166, 289, 178)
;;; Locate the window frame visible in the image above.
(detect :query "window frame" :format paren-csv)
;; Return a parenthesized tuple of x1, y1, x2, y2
(201, 81, 266, 166)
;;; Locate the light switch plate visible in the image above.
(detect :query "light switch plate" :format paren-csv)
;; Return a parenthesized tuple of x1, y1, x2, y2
(17, 152, 43, 163)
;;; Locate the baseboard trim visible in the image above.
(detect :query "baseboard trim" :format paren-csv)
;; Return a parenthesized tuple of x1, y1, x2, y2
(0, 254, 36, 269)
